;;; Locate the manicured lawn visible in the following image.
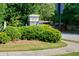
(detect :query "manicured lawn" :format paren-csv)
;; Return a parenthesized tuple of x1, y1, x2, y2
(0, 40, 67, 52)
(57, 52, 79, 56)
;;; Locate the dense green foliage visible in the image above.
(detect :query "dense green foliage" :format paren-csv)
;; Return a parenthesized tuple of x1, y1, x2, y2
(62, 3, 79, 25)
(0, 4, 7, 23)
(20, 24, 61, 43)
(1, 3, 55, 26)
(4, 26, 21, 41)
(1, 3, 79, 27)
(0, 32, 10, 44)
(3, 24, 61, 43)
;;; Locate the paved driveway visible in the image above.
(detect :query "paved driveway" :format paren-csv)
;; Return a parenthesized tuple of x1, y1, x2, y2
(62, 33, 79, 42)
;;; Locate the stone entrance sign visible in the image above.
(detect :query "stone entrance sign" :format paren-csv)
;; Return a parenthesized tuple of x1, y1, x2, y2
(29, 14, 40, 25)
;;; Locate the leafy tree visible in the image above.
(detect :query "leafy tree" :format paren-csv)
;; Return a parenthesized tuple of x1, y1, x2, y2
(0, 4, 7, 23)
(2, 3, 55, 26)
(39, 4, 55, 21)
(62, 3, 79, 25)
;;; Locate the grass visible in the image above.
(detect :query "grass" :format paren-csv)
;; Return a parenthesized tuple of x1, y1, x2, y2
(56, 52, 79, 56)
(0, 40, 67, 52)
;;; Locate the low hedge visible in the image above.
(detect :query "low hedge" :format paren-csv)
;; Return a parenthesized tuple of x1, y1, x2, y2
(17, 26, 27, 39)
(0, 32, 11, 44)
(4, 24, 61, 43)
(4, 26, 21, 41)
(22, 24, 61, 43)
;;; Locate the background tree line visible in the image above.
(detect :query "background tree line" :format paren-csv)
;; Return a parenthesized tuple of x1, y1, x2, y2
(0, 3, 55, 26)
(1, 3, 79, 28)
(61, 3, 79, 25)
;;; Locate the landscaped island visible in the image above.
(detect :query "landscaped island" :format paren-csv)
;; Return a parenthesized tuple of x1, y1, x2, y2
(0, 24, 67, 51)
(0, 40, 66, 51)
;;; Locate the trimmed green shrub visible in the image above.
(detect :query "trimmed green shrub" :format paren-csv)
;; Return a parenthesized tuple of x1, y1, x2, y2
(22, 24, 61, 43)
(0, 32, 11, 44)
(4, 26, 21, 41)
(17, 26, 27, 40)
(17, 26, 27, 34)
(4, 24, 61, 43)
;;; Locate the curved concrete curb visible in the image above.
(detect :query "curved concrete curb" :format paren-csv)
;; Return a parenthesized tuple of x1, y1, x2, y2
(0, 41, 79, 56)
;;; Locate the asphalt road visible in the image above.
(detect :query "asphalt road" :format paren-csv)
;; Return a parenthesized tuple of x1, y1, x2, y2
(62, 33, 79, 42)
